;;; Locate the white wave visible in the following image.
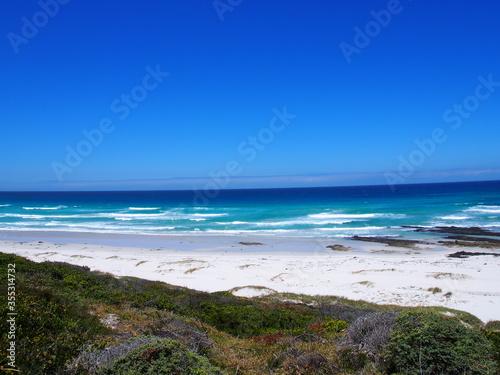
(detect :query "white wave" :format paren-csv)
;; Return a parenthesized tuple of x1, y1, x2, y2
(308, 212, 376, 219)
(465, 205, 500, 214)
(428, 220, 481, 228)
(0, 213, 107, 220)
(205, 228, 296, 234)
(2, 221, 42, 227)
(0, 213, 76, 220)
(0, 213, 36, 219)
(439, 215, 471, 220)
(128, 207, 161, 211)
(191, 213, 228, 217)
(23, 205, 67, 210)
(317, 226, 385, 231)
(96, 213, 168, 220)
(253, 218, 354, 227)
(56, 222, 125, 229)
(0, 226, 156, 235)
(258, 212, 406, 228)
(8, 212, 112, 220)
(44, 222, 60, 226)
(2, 211, 171, 221)
(308, 212, 404, 220)
(5, 210, 223, 222)
(54, 223, 172, 233)
(0, 204, 11, 207)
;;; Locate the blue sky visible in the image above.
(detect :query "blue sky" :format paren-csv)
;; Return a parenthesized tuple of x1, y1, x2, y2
(1, 0, 500, 191)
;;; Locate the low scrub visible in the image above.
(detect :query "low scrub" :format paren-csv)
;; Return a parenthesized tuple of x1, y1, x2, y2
(483, 328, 500, 373)
(97, 339, 225, 375)
(2, 252, 498, 375)
(66, 336, 162, 374)
(384, 311, 496, 374)
(337, 312, 397, 371)
(0, 254, 106, 375)
(198, 301, 315, 337)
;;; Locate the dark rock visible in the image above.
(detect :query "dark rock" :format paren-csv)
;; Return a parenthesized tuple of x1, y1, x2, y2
(438, 240, 500, 249)
(444, 235, 500, 244)
(438, 235, 500, 249)
(350, 236, 426, 249)
(326, 244, 354, 251)
(409, 226, 500, 237)
(447, 251, 500, 258)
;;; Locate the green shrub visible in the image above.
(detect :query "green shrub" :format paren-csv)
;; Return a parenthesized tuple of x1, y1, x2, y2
(0, 284, 106, 375)
(198, 301, 314, 337)
(97, 339, 225, 375)
(485, 320, 500, 331)
(337, 347, 370, 371)
(483, 329, 500, 372)
(323, 318, 349, 334)
(198, 302, 264, 337)
(308, 318, 349, 339)
(384, 311, 496, 375)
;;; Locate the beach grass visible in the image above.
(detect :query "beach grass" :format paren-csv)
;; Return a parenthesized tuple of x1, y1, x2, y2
(427, 287, 443, 294)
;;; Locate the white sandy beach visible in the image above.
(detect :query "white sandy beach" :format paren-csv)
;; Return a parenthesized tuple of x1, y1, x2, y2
(1, 231, 499, 322)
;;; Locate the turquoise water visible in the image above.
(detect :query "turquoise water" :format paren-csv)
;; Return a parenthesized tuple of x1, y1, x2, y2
(0, 181, 499, 238)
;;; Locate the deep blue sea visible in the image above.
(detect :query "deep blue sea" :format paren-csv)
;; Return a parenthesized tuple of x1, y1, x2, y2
(0, 181, 499, 239)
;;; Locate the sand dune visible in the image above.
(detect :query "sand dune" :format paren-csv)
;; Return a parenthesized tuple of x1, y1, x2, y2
(1, 232, 499, 322)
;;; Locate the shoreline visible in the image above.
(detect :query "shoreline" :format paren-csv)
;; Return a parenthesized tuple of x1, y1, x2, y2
(1, 230, 499, 322)
(0, 228, 447, 251)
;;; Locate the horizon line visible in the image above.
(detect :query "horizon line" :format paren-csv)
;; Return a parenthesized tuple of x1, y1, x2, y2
(0, 177, 499, 194)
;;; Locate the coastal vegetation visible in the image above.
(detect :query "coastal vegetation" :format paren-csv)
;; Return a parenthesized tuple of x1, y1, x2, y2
(1, 252, 498, 374)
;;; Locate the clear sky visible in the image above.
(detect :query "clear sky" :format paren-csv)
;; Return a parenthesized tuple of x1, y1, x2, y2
(1, 0, 500, 191)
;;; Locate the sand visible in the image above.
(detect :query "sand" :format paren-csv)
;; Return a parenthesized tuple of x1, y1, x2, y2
(1, 230, 498, 322)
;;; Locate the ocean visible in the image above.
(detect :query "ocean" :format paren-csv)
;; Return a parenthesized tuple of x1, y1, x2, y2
(0, 180, 499, 239)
